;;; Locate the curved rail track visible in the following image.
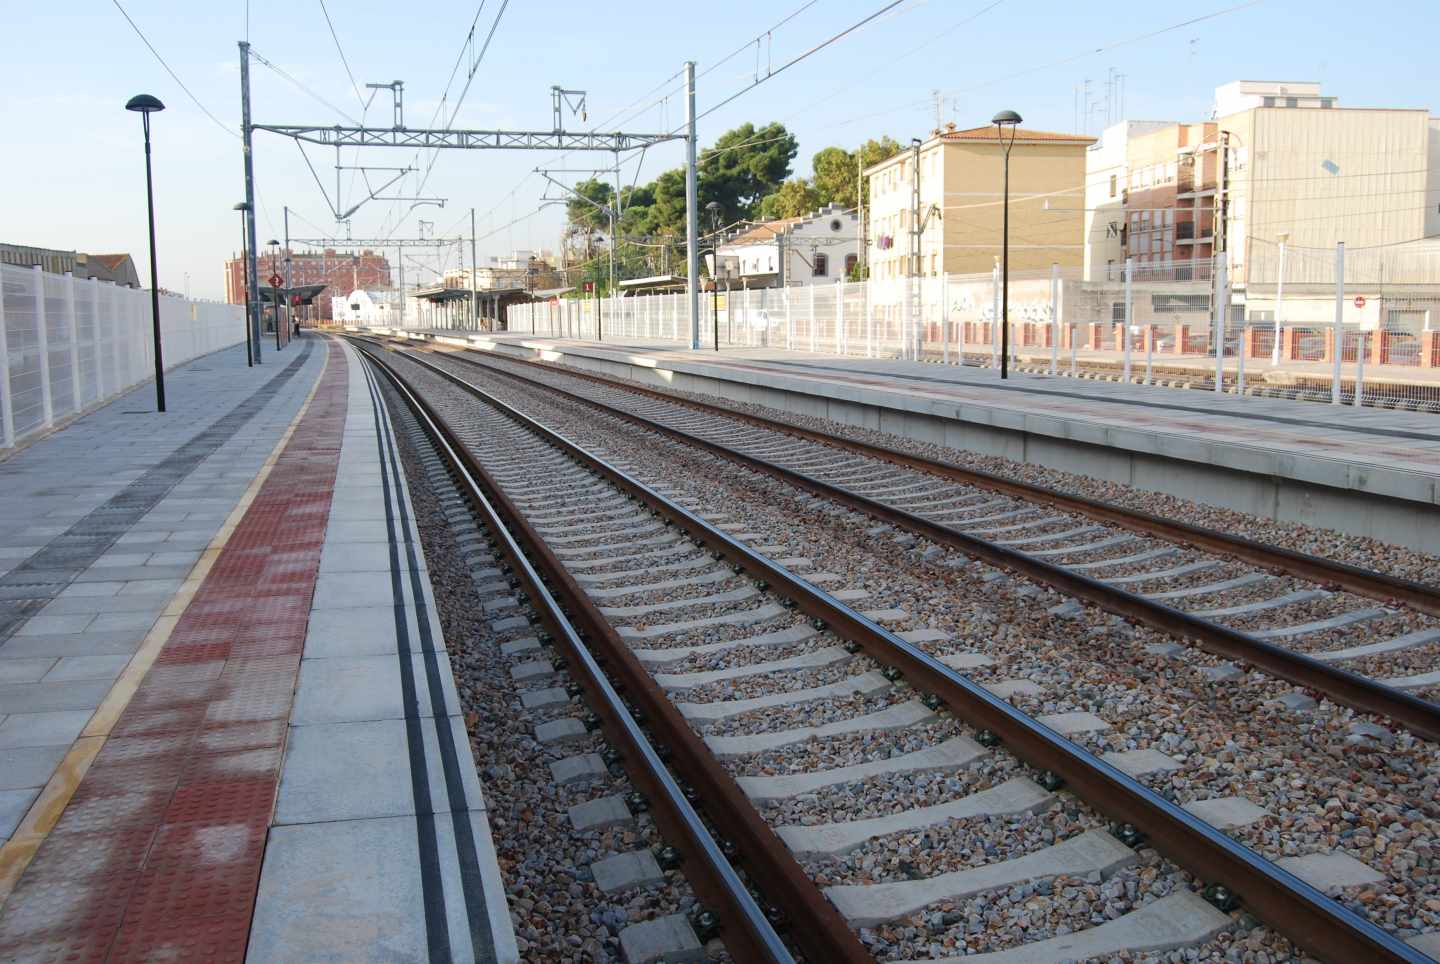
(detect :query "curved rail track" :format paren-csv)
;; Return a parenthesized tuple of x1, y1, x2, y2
(375, 333, 1440, 742)
(353, 335, 1434, 964)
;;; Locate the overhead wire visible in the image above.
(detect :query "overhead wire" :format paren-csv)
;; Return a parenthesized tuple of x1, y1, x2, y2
(109, 0, 239, 138)
(248, 47, 363, 126)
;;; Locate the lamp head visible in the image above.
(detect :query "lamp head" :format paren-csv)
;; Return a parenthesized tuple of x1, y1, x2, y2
(266, 239, 280, 247)
(991, 109, 1022, 127)
(233, 202, 250, 212)
(126, 94, 165, 113)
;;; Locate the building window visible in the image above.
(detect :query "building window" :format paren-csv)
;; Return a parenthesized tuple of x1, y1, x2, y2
(930, 253, 938, 275)
(813, 253, 828, 277)
(1109, 174, 1117, 198)
(844, 254, 857, 276)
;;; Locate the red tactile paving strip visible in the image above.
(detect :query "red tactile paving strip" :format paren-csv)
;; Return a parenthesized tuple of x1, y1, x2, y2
(0, 340, 347, 963)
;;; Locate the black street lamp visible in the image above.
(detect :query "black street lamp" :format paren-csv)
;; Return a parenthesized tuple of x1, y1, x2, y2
(992, 109, 1022, 379)
(706, 201, 722, 351)
(126, 93, 166, 411)
(267, 240, 281, 350)
(232, 202, 254, 366)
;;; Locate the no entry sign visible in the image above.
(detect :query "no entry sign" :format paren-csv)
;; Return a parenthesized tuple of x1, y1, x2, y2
(1354, 295, 1367, 309)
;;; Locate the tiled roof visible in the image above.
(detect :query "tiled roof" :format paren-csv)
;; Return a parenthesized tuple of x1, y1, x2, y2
(725, 216, 805, 246)
(940, 126, 1097, 144)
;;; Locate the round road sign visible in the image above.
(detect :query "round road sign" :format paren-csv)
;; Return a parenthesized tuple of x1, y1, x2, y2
(269, 273, 283, 287)
(1354, 295, 1367, 309)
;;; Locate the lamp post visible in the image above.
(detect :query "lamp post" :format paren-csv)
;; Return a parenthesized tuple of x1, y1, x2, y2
(992, 109, 1022, 379)
(126, 93, 166, 411)
(267, 240, 281, 350)
(232, 202, 254, 366)
(706, 201, 722, 351)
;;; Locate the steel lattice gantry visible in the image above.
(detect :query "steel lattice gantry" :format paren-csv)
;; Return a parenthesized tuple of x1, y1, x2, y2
(251, 124, 679, 153)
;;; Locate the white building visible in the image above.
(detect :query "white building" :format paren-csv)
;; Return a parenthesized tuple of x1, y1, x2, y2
(717, 204, 860, 288)
(1212, 80, 1337, 116)
(331, 289, 401, 324)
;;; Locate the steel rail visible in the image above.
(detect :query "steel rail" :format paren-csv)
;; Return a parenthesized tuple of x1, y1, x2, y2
(420, 334, 1440, 619)
(356, 345, 799, 964)
(354, 336, 1429, 964)
(392, 338, 1440, 744)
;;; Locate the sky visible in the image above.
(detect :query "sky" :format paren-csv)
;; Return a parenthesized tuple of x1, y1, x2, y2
(3, 0, 1438, 300)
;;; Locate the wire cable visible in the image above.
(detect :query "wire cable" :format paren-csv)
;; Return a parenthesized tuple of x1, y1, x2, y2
(109, 0, 239, 138)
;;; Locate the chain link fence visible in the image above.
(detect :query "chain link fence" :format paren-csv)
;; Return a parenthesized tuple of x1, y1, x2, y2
(494, 251, 1440, 413)
(1, 263, 245, 448)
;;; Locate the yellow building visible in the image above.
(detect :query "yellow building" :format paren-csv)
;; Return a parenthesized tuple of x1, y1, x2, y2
(865, 124, 1095, 281)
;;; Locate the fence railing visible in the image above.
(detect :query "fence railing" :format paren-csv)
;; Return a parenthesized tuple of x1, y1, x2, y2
(486, 255, 1440, 413)
(0, 263, 246, 448)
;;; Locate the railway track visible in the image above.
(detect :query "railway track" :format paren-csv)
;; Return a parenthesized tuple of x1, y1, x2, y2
(353, 336, 1436, 963)
(386, 335, 1440, 740)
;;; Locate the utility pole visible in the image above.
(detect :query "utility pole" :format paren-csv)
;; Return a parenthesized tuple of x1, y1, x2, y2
(857, 150, 865, 279)
(684, 61, 700, 350)
(398, 244, 405, 327)
(470, 207, 478, 331)
(906, 138, 921, 360)
(239, 41, 262, 362)
(283, 205, 291, 345)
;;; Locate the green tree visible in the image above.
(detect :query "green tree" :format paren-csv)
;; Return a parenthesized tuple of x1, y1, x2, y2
(566, 178, 613, 233)
(756, 179, 819, 220)
(700, 122, 799, 221)
(811, 146, 857, 209)
(856, 136, 903, 208)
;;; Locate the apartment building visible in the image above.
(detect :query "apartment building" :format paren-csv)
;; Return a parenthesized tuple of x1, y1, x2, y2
(865, 124, 1095, 281)
(224, 248, 391, 321)
(1085, 81, 1440, 303)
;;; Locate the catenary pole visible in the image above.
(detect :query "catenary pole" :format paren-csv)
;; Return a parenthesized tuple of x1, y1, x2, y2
(684, 61, 700, 350)
(471, 208, 478, 331)
(283, 205, 291, 345)
(239, 42, 262, 362)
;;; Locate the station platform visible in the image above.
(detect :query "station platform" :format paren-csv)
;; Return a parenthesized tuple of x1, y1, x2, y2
(373, 328, 1440, 555)
(0, 336, 516, 962)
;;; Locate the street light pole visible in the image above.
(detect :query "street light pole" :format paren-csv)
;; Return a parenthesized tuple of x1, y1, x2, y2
(992, 109, 1022, 380)
(233, 202, 254, 366)
(706, 201, 722, 351)
(267, 240, 281, 350)
(127, 93, 167, 412)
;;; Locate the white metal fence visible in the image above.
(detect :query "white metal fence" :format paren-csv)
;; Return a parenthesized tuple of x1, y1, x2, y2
(493, 252, 1440, 413)
(0, 263, 246, 448)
